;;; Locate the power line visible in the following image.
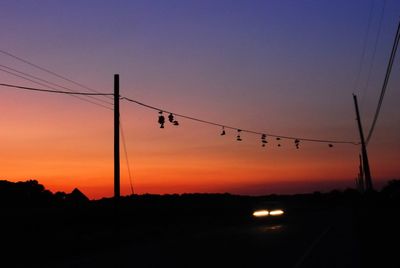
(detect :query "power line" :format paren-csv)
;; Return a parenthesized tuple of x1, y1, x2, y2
(360, 0, 387, 110)
(353, 0, 375, 94)
(0, 64, 114, 106)
(120, 120, 134, 195)
(0, 82, 113, 96)
(366, 19, 400, 145)
(0, 49, 113, 99)
(1, 71, 114, 110)
(1, 82, 360, 146)
(121, 96, 359, 145)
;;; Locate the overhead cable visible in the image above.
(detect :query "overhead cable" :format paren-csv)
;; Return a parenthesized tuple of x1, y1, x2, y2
(120, 120, 134, 195)
(353, 0, 375, 93)
(0, 82, 360, 146)
(360, 0, 387, 110)
(0, 49, 113, 99)
(0, 82, 113, 96)
(366, 19, 400, 145)
(0, 64, 113, 106)
(0, 71, 114, 110)
(121, 97, 359, 145)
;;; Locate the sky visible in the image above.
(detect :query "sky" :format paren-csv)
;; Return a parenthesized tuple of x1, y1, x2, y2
(1, 0, 399, 199)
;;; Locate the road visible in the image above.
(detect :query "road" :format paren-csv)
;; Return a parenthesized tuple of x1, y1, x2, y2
(51, 205, 363, 268)
(5, 194, 398, 268)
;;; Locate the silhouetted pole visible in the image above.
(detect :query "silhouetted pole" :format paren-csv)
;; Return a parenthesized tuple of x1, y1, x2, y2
(353, 94, 373, 191)
(114, 74, 120, 200)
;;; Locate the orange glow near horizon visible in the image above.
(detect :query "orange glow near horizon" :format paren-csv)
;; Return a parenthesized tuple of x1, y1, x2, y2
(1, 93, 398, 200)
(1, 2, 400, 199)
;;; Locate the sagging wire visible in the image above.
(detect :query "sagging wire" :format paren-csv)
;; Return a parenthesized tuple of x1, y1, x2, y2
(120, 96, 359, 147)
(1, 82, 345, 151)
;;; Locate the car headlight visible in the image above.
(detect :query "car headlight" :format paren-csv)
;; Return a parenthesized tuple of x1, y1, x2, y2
(252, 209, 285, 217)
(269, 209, 284, 216)
(252, 210, 269, 217)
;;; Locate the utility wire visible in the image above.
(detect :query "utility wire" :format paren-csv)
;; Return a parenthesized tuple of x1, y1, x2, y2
(0, 82, 359, 145)
(353, 0, 375, 94)
(360, 0, 387, 110)
(0, 64, 113, 106)
(121, 97, 359, 145)
(0, 49, 113, 100)
(0, 82, 113, 96)
(120, 120, 134, 195)
(366, 19, 400, 145)
(0, 71, 113, 110)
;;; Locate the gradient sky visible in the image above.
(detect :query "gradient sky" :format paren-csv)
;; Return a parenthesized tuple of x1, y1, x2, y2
(1, 0, 399, 199)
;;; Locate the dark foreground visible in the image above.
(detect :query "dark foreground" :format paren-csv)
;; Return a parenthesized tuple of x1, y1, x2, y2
(2, 189, 400, 268)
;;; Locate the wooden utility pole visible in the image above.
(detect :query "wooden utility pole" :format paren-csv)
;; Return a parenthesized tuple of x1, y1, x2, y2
(353, 94, 373, 191)
(114, 74, 120, 199)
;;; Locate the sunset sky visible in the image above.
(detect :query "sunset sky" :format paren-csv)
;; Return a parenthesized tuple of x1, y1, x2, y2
(1, 0, 399, 199)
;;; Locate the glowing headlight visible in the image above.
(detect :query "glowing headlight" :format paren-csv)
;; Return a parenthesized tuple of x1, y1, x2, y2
(253, 210, 269, 217)
(269, 209, 284, 216)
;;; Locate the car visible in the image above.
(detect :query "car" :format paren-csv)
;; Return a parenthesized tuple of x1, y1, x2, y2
(251, 201, 286, 221)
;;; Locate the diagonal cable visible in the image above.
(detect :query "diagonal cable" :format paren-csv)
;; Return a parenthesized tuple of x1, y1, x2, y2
(366, 19, 400, 145)
(121, 96, 359, 145)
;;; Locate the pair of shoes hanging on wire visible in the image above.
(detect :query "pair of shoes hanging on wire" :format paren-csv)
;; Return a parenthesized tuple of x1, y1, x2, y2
(158, 111, 179, 128)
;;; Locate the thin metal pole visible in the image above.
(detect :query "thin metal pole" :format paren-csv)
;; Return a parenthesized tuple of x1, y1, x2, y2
(353, 94, 373, 191)
(114, 74, 120, 199)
